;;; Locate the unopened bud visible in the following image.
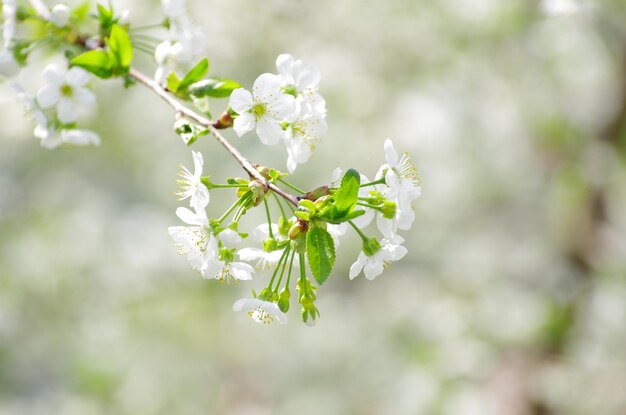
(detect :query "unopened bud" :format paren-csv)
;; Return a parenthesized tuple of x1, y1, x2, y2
(277, 288, 291, 312)
(304, 185, 330, 201)
(248, 180, 268, 207)
(288, 219, 309, 240)
(214, 111, 233, 129)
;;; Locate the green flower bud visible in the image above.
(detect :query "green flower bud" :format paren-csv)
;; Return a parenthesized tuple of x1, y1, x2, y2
(278, 216, 292, 237)
(380, 200, 397, 219)
(304, 185, 330, 201)
(277, 288, 291, 313)
(288, 219, 309, 241)
(362, 237, 381, 257)
(263, 238, 278, 252)
(248, 180, 268, 207)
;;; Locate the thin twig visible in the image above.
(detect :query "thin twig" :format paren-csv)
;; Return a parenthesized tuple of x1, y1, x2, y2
(26, 0, 299, 207)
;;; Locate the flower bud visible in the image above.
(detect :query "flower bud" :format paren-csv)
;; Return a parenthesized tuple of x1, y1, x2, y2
(278, 216, 292, 237)
(303, 185, 329, 201)
(214, 111, 233, 129)
(277, 288, 291, 313)
(362, 237, 381, 257)
(248, 180, 268, 207)
(288, 219, 309, 241)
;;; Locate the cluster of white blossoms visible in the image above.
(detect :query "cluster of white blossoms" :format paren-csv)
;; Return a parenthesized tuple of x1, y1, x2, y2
(155, 0, 207, 85)
(12, 64, 100, 149)
(344, 139, 421, 280)
(229, 54, 328, 173)
(1, 1, 421, 327)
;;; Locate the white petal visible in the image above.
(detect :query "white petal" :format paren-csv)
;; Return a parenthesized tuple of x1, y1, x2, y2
(377, 214, 397, 239)
(352, 208, 374, 228)
(57, 98, 79, 124)
(74, 88, 96, 108)
(384, 138, 399, 167)
(219, 229, 242, 248)
(0, 49, 20, 78)
(36, 85, 60, 109)
(229, 88, 253, 114)
(256, 117, 283, 146)
(276, 54, 294, 82)
(296, 65, 320, 91)
(229, 262, 254, 280)
(192, 151, 204, 176)
(42, 64, 64, 86)
(50, 4, 70, 27)
(233, 112, 255, 137)
(386, 244, 407, 262)
(269, 94, 296, 121)
(349, 254, 366, 280)
(237, 247, 264, 262)
(364, 257, 384, 280)
(252, 73, 282, 101)
(175, 207, 205, 226)
(65, 67, 91, 87)
(61, 129, 100, 146)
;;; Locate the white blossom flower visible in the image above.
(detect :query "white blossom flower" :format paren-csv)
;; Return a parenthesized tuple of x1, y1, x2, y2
(218, 228, 242, 248)
(349, 235, 407, 280)
(375, 138, 421, 237)
(199, 236, 254, 282)
(176, 151, 210, 210)
(36, 64, 96, 125)
(233, 298, 288, 325)
(237, 224, 290, 270)
(276, 53, 326, 116)
(155, 0, 206, 84)
(283, 105, 327, 172)
(168, 206, 210, 272)
(50, 4, 70, 27)
(229, 73, 296, 146)
(13, 83, 100, 148)
(327, 223, 347, 247)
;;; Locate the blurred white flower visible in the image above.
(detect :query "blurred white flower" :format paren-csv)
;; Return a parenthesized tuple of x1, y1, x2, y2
(36, 64, 96, 125)
(50, 4, 70, 27)
(276, 53, 326, 116)
(217, 228, 242, 248)
(284, 106, 327, 172)
(237, 224, 289, 270)
(327, 222, 348, 247)
(349, 235, 407, 280)
(233, 298, 288, 325)
(229, 73, 296, 146)
(0, 49, 19, 77)
(540, 0, 585, 16)
(13, 82, 100, 148)
(2, 0, 17, 45)
(162, 0, 186, 18)
(176, 151, 210, 210)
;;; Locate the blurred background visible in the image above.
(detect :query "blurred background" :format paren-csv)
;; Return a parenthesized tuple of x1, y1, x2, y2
(1, 0, 626, 414)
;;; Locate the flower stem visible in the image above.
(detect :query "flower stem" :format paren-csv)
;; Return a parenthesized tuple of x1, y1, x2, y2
(263, 198, 274, 239)
(273, 192, 287, 219)
(274, 246, 291, 292)
(218, 192, 250, 224)
(348, 220, 369, 243)
(269, 247, 291, 291)
(278, 178, 305, 195)
(360, 178, 386, 187)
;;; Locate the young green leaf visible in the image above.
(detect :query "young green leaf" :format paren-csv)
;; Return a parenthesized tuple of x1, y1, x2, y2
(334, 168, 360, 213)
(108, 24, 133, 71)
(167, 72, 181, 93)
(71, 50, 113, 78)
(306, 227, 336, 285)
(177, 58, 209, 94)
(189, 78, 242, 98)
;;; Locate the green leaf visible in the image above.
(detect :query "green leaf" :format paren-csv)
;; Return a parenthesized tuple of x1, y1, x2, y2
(177, 58, 209, 94)
(97, 4, 115, 35)
(189, 78, 242, 98)
(334, 168, 360, 213)
(71, 50, 113, 78)
(108, 24, 133, 70)
(167, 72, 181, 93)
(306, 227, 336, 285)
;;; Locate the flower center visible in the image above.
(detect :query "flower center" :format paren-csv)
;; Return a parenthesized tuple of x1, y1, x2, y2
(252, 103, 266, 119)
(249, 307, 275, 325)
(60, 84, 74, 97)
(397, 153, 421, 186)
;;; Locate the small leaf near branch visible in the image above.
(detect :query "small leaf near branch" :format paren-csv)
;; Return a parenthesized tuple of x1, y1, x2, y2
(71, 50, 113, 78)
(189, 78, 242, 98)
(306, 226, 336, 285)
